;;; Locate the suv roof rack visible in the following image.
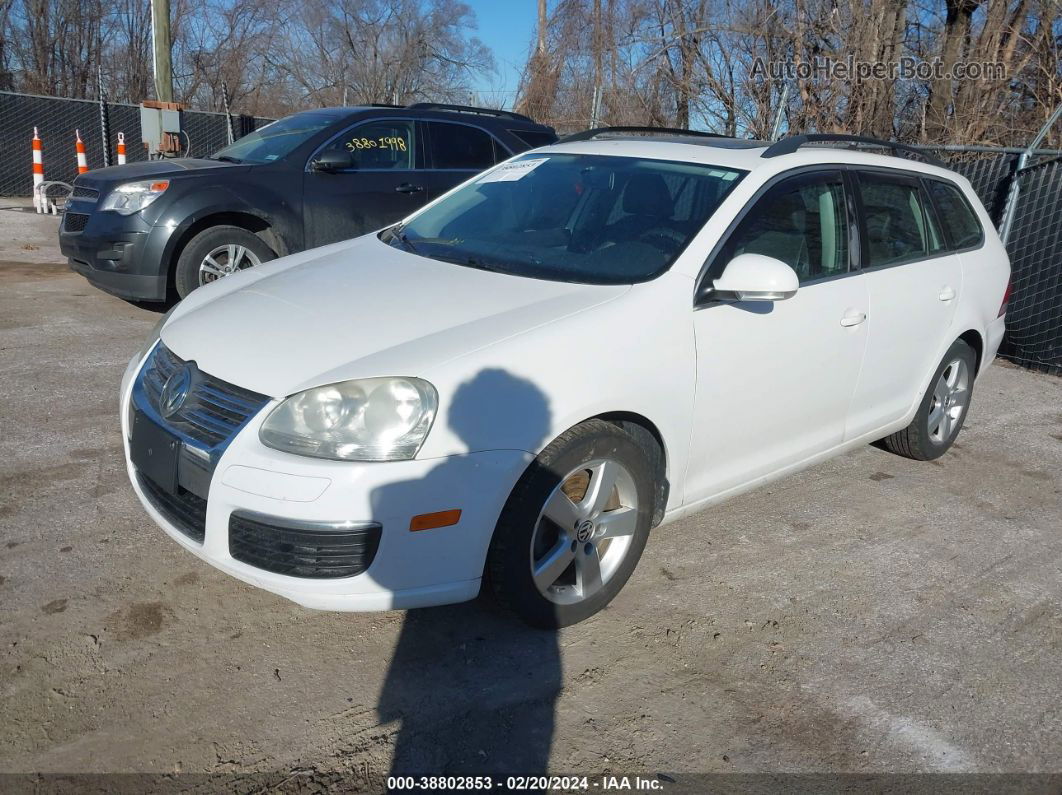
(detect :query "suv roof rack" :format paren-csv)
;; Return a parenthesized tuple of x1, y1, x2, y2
(762, 134, 945, 167)
(406, 102, 535, 124)
(558, 126, 731, 144)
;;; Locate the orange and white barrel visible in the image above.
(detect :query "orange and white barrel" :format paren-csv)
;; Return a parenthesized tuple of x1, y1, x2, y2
(32, 127, 44, 213)
(75, 129, 88, 174)
(116, 132, 127, 165)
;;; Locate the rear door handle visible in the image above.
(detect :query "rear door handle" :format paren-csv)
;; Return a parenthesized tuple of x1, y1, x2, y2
(939, 286, 956, 302)
(396, 183, 424, 194)
(840, 309, 867, 327)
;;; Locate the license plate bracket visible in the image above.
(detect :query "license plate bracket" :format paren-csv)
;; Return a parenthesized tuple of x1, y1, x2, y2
(131, 410, 181, 495)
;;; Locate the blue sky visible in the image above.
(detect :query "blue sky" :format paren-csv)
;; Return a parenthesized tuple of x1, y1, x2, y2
(465, 0, 539, 108)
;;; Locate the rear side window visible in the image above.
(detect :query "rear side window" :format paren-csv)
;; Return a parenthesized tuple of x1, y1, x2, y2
(509, 129, 558, 150)
(927, 180, 984, 250)
(857, 172, 942, 267)
(428, 122, 499, 169)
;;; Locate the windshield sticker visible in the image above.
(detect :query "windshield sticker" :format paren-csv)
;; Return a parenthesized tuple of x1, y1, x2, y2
(478, 158, 548, 183)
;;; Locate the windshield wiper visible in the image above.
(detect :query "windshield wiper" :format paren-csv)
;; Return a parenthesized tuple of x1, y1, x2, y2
(213, 155, 242, 163)
(385, 225, 421, 255)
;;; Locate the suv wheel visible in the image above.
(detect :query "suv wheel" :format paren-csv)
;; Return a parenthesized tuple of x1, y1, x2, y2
(487, 420, 654, 628)
(174, 225, 275, 298)
(881, 339, 976, 461)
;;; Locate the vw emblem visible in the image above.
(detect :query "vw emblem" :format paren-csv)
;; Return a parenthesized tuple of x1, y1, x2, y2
(575, 519, 595, 543)
(160, 364, 194, 418)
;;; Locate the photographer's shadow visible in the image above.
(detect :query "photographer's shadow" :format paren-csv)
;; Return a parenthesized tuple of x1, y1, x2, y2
(371, 369, 560, 778)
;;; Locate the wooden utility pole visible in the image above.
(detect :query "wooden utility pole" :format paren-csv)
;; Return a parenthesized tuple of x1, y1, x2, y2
(537, 0, 547, 55)
(150, 0, 174, 102)
(591, 0, 602, 126)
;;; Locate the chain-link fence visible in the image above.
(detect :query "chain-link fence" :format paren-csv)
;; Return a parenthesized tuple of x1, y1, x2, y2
(0, 90, 273, 196)
(995, 157, 1062, 374)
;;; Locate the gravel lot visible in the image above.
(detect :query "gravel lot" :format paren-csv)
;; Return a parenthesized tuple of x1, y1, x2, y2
(1, 204, 1061, 787)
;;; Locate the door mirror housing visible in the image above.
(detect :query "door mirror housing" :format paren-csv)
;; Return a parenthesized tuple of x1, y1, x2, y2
(707, 254, 799, 302)
(311, 150, 354, 173)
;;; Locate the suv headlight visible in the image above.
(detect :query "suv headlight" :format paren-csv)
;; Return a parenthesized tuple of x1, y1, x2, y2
(259, 377, 437, 462)
(100, 180, 170, 215)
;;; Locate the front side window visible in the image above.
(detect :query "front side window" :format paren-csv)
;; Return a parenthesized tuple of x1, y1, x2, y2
(712, 171, 850, 283)
(858, 172, 942, 267)
(321, 120, 415, 170)
(428, 122, 500, 169)
(382, 153, 745, 284)
(927, 180, 983, 250)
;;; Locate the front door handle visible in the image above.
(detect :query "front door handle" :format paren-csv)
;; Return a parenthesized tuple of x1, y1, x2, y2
(840, 309, 867, 327)
(396, 183, 424, 194)
(939, 286, 957, 302)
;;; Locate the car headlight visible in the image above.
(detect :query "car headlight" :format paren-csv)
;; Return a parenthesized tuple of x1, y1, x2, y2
(259, 377, 438, 462)
(100, 179, 170, 215)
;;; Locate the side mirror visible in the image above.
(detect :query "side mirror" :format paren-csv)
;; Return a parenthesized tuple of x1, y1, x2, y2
(311, 150, 354, 173)
(708, 253, 799, 302)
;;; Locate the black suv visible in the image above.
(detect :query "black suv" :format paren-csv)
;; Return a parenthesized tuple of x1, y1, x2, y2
(60, 103, 556, 300)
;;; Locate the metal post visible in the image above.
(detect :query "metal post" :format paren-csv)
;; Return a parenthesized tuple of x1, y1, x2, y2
(770, 82, 790, 141)
(150, 0, 174, 102)
(590, 85, 602, 128)
(999, 102, 1062, 245)
(221, 80, 235, 145)
(98, 65, 111, 167)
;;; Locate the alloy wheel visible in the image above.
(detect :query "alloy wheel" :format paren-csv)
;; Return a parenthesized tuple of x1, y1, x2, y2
(928, 358, 969, 444)
(198, 243, 262, 285)
(529, 459, 639, 606)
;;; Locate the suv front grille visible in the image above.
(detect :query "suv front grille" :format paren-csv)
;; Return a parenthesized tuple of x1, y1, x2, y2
(229, 513, 382, 579)
(63, 212, 89, 232)
(138, 473, 206, 543)
(141, 344, 270, 448)
(71, 185, 99, 200)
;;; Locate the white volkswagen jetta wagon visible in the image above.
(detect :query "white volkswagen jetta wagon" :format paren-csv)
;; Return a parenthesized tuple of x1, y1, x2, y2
(121, 130, 1010, 627)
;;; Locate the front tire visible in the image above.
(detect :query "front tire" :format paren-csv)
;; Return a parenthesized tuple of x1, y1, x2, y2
(881, 339, 976, 461)
(487, 420, 655, 629)
(173, 225, 275, 298)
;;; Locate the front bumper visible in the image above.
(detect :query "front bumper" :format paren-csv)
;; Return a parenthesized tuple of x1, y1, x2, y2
(119, 353, 532, 611)
(61, 201, 171, 301)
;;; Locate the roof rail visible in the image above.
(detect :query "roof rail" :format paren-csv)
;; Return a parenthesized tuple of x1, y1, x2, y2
(558, 126, 731, 144)
(762, 134, 945, 167)
(406, 102, 535, 124)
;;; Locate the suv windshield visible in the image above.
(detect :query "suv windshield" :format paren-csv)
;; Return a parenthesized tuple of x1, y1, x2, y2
(212, 112, 337, 164)
(383, 153, 745, 284)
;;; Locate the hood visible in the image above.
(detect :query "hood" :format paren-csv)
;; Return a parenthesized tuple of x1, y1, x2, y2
(161, 235, 629, 398)
(76, 158, 244, 186)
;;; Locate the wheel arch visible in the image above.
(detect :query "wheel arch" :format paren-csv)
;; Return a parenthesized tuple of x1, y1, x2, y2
(164, 211, 288, 290)
(958, 328, 984, 374)
(593, 411, 669, 527)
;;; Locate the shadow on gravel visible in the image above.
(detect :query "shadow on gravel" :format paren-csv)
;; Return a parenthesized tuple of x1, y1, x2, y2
(374, 369, 561, 778)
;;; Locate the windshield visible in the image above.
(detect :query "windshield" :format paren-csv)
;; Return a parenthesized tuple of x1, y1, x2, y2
(211, 112, 337, 164)
(383, 153, 745, 284)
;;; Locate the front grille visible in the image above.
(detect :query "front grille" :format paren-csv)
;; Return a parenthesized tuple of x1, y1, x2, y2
(71, 185, 99, 200)
(229, 513, 381, 579)
(138, 473, 206, 543)
(64, 212, 89, 232)
(141, 344, 270, 448)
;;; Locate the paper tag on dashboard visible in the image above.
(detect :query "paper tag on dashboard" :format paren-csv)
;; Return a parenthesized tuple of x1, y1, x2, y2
(478, 158, 548, 183)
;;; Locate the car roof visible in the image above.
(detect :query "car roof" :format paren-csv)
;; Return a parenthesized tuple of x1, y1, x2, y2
(285, 104, 553, 131)
(540, 136, 966, 183)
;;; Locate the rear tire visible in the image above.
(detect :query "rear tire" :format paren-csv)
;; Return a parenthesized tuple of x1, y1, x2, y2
(174, 225, 274, 299)
(881, 339, 976, 461)
(487, 419, 655, 629)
